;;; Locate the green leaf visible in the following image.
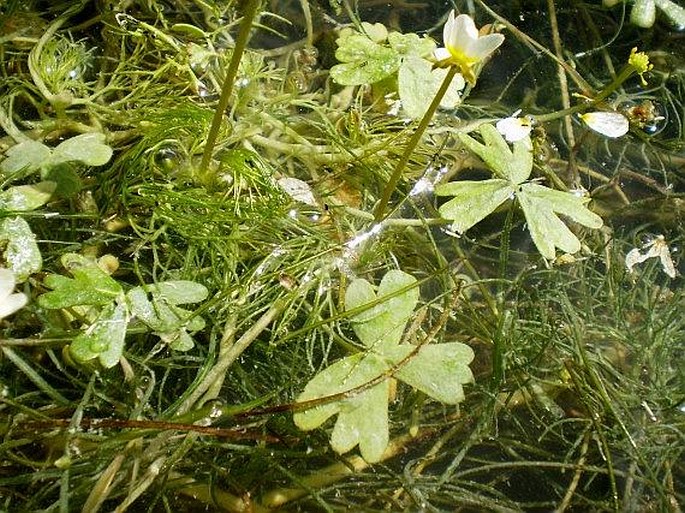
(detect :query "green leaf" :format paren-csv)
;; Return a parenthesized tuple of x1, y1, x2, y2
(50, 133, 113, 167)
(517, 183, 604, 260)
(458, 124, 532, 183)
(435, 179, 515, 233)
(0, 216, 42, 281)
(398, 56, 464, 119)
(0, 140, 51, 179)
(127, 283, 206, 348)
(0, 182, 56, 211)
(293, 352, 392, 462)
(295, 269, 476, 463)
(330, 33, 400, 86)
(42, 163, 83, 198)
(126, 281, 207, 351)
(390, 343, 475, 404)
(344, 270, 419, 348)
(139, 280, 209, 305)
(387, 31, 435, 57)
(39, 266, 123, 309)
(330, 379, 390, 462)
(70, 302, 128, 368)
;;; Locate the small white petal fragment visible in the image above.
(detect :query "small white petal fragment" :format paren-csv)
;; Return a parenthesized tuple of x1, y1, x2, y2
(278, 177, 318, 207)
(496, 113, 532, 142)
(625, 235, 677, 278)
(580, 111, 630, 138)
(0, 268, 28, 320)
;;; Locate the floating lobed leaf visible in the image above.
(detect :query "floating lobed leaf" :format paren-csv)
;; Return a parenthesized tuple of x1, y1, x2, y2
(0, 182, 56, 211)
(50, 133, 113, 167)
(344, 270, 419, 348)
(330, 33, 400, 86)
(435, 179, 515, 233)
(127, 283, 207, 351)
(39, 266, 123, 309)
(517, 183, 604, 260)
(457, 124, 533, 183)
(296, 270, 475, 463)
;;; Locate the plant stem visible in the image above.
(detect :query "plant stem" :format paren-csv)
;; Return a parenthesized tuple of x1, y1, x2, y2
(198, 0, 262, 177)
(373, 66, 458, 222)
(176, 299, 285, 414)
(534, 65, 636, 123)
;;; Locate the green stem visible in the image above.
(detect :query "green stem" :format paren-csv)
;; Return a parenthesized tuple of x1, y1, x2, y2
(373, 66, 458, 222)
(534, 64, 636, 123)
(176, 299, 285, 414)
(198, 0, 262, 177)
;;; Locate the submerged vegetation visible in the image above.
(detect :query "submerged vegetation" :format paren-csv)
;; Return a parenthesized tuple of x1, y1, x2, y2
(0, 0, 683, 511)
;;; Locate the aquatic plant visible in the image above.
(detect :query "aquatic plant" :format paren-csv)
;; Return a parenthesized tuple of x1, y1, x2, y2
(0, 1, 682, 511)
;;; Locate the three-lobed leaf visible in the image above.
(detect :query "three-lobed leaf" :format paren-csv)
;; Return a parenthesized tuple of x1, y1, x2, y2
(295, 270, 475, 463)
(517, 183, 603, 260)
(126, 281, 208, 351)
(39, 266, 123, 309)
(49, 133, 113, 167)
(437, 124, 604, 259)
(39, 253, 209, 364)
(330, 33, 400, 86)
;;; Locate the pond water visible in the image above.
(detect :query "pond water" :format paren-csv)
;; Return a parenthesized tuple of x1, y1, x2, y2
(0, 0, 683, 511)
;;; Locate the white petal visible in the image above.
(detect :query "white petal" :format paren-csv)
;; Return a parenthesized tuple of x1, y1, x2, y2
(433, 47, 452, 61)
(0, 268, 17, 298)
(0, 292, 28, 319)
(469, 33, 505, 60)
(625, 248, 644, 272)
(659, 249, 677, 278)
(442, 10, 456, 47)
(496, 116, 531, 142)
(447, 14, 479, 51)
(581, 111, 630, 138)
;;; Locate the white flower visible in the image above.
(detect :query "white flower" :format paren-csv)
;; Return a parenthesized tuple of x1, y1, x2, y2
(0, 268, 28, 320)
(433, 11, 504, 83)
(496, 110, 533, 142)
(580, 111, 630, 138)
(625, 235, 677, 278)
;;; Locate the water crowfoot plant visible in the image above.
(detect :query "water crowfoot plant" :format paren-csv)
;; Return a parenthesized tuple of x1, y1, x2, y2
(0, 2, 683, 510)
(38, 253, 208, 368)
(294, 270, 474, 462)
(436, 124, 604, 259)
(374, 11, 504, 220)
(433, 11, 505, 84)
